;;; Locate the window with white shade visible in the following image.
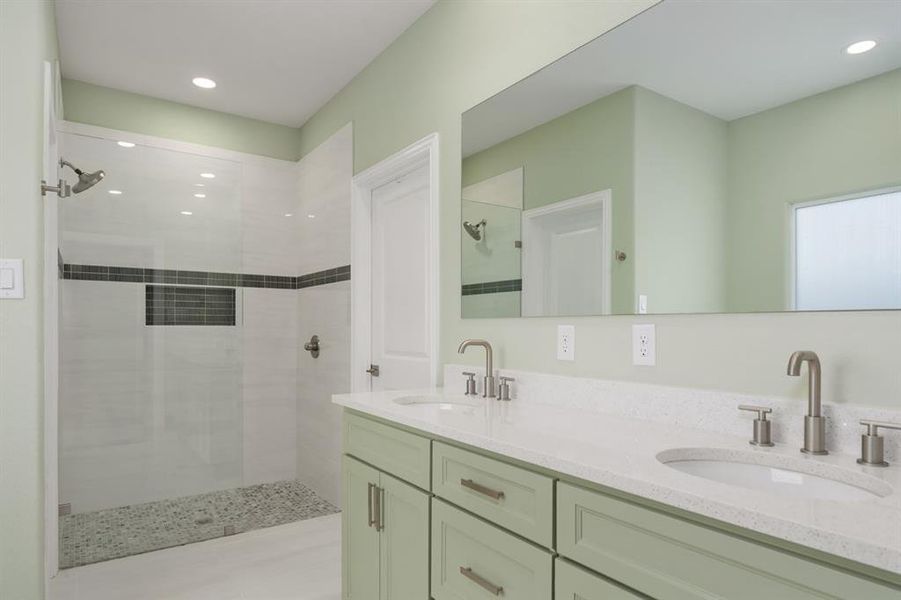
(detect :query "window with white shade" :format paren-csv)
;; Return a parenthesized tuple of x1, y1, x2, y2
(793, 190, 901, 310)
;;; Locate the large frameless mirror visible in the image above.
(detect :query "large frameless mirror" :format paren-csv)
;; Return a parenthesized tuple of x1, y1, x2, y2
(460, 0, 901, 318)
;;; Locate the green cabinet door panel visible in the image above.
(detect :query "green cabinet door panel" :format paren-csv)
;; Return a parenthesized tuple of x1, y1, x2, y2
(555, 558, 648, 600)
(342, 456, 381, 600)
(344, 412, 432, 489)
(432, 441, 555, 548)
(557, 482, 901, 600)
(431, 498, 552, 600)
(379, 471, 430, 600)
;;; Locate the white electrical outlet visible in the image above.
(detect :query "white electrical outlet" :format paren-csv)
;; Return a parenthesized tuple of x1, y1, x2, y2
(632, 324, 655, 366)
(557, 325, 575, 361)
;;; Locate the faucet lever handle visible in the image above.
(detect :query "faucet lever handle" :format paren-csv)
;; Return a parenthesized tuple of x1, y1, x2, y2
(462, 372, 478, 396)
(857, 420, 901, 467)
(738, 405, 774, 447)
(738, 405, 772, 420)
(860, 419, 901, 435)
(497, 376, 514, 401)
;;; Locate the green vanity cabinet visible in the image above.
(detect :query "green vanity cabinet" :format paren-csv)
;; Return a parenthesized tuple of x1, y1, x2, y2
(555, 558, 647, 600)
(342, 411, 901, 600)
(432, 441, 554, 547)
(557, 481, 899, 600)
(342, 455, 429, 600)
(344, 412, 431, 490)
(431, 498, 553, 600)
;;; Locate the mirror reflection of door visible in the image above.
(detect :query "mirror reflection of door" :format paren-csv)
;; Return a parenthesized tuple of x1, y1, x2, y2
(521, 191, 611, 317)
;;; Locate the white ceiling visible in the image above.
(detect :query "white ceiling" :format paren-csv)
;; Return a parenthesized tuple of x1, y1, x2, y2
(56, 0, 434, 127)
(464, 0, 901, 156)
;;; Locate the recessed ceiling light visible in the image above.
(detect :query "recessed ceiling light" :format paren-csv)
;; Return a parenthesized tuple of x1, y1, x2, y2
(192, 77, 216, 89)
(108, 189, 123, 195)
(117, 141, 135, 148)
(194, 183, 205, 187)
(307, 214, 316, 219)
(180, 211, 193, 216)
(194, 193, 206, 198)
(284, 213, 293, 217)
(200, 172, 215, 179)
(846, 40, 877, 55)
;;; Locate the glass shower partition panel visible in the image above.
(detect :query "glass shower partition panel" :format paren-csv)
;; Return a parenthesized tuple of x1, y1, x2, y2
(57, 132, 246, 567)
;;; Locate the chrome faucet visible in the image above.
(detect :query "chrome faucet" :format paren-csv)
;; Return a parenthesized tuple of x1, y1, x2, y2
(457, 339, 495, 398)
(787, 350, 827, 455)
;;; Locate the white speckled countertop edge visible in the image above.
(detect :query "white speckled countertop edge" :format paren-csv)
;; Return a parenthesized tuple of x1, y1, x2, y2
(333, 382, 901, 575)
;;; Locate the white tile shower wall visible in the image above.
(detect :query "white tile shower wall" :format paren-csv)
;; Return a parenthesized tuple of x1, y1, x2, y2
(59, 128, 300, 275)
(60, 280, 244, 513)
(296, 281, 351, 508)
(444, 364, 901, 463)
(242, 288, 299, 485)
(295, 124, 352, 274)
(294, 124, 353, 507)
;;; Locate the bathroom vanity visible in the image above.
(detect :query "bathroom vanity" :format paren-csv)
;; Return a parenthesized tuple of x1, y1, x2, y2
(334, 367, 901, 599)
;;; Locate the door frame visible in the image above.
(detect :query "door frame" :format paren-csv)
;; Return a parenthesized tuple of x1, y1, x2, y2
(350, 133, 440, 393)
(521, 189, 612, 316)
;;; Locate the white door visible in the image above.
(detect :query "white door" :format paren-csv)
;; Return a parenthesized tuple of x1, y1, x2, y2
(369, 164, 432, 391)
(521, 190, 612, 317)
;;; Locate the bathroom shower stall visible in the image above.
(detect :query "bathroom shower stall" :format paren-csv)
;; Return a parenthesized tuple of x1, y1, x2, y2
(55, 122, 352, 568)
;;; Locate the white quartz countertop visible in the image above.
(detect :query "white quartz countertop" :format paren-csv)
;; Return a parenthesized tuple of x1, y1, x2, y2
(333, 387, 901, 574)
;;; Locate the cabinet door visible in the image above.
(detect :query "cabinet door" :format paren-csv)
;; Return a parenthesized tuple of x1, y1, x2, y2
(555, 558, 646, 600)
(431, 498, 552, 600)
(343, 456, 381, 600)
(379, 471, 430, 600)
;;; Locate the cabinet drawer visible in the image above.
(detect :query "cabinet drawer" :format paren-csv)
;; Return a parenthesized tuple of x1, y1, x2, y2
(555, 558, 646, 600)
(431, 498, 552, 600)
(557, 482, 899, 600)
(432, 441, 554, 547)
(343, 413, 431, 489)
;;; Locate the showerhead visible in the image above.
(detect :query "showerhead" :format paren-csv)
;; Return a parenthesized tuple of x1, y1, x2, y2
(60, 159, 105, 194)
(463, 219, 486, 241)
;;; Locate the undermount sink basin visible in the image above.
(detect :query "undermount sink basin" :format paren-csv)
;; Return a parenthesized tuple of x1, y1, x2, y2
(393, 394, 483, 410)
(658, 448, 892, 502)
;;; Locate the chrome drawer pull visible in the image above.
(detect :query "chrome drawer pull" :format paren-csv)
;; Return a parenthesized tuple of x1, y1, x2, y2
(460, 567, 503, 596)
(460, 478, 505, 500)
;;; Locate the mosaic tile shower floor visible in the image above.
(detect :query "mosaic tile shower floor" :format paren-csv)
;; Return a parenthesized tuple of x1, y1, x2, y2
(59, 479, 339, 568)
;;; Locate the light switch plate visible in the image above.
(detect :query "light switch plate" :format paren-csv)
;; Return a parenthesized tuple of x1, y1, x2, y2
(638, 294, 648, 314)
(557, 324, 575, 361)
(0, 259, 24, 299)
(632, 324, 655, 366)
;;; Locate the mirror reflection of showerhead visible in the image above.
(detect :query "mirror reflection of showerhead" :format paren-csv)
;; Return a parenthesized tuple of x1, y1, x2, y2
(60, 159, 105, 194)
(463, 219, 486, 241)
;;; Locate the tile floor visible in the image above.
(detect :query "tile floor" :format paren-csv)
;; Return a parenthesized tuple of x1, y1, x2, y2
(50, 513, 341, 600)
(60, 480, 339, 568)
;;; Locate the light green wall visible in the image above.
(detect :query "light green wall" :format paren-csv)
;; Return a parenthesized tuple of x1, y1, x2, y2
(0, 1, 57, 598)
(462, 88, 637, 313)
(297, 0, 901, 409)
(61, 79, 301, 161)
(725, 68, 901, 312)
(633, 86, 728, 314)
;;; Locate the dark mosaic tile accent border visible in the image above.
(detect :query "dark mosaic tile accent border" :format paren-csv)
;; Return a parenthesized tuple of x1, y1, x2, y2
(62, 263, 351, 290)
(297, 265, 351, 289)
(462, 278, 523, 296)
(146, 285, 236, 326)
